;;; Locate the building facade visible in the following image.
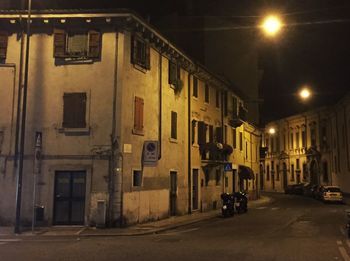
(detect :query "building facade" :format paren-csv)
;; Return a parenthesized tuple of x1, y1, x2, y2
(261, 95, 350, 194)
(0, 10, 260, 227)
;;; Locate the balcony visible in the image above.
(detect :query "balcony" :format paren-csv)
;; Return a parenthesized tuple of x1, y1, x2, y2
(200, 142, 233, 162)
(228, 105, 247, 128)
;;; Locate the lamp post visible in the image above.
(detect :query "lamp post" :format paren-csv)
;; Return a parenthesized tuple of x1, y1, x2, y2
(261, 15, 283, 37)
(14, 0, 32, 234)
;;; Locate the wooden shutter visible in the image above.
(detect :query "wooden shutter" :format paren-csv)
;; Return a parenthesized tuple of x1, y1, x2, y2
(63, 93, 86, 128)
(53, 29, 66, 58)
(88, 30, 101, 58)
(169, 61, 177, 84)
(145, 43, 150, 70)
(171, 111, 177, 139)
(131, 35, 137, 64)
(198, 121, 206, 145)
(134, 96, 144, 133)
(0, 31, 8, 59)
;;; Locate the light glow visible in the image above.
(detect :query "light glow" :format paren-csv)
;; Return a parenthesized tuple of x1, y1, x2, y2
(299, 87, 311, 100)
(262, 15, 282, 36)
(268, 128, 276, 135)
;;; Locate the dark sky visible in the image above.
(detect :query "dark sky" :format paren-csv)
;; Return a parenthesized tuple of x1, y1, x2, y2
(4, 0, 350, 122)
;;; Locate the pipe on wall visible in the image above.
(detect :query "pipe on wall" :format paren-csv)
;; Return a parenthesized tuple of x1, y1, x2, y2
(187, 73, 192, 214)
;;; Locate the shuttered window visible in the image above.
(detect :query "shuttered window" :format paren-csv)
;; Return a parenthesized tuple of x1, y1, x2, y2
(198, 121, 207, 145)
(171, 111, 177, 139)
(131, 35, 150, 70)
(0, 31, 8, 59)
(193, 77, 198, 98)
(53, 29, 101, 59)
(204, 84, 209, 103)
(133, 96, 144, 134)
(169, 61, 180, 86)
(63, 93, 87, 128)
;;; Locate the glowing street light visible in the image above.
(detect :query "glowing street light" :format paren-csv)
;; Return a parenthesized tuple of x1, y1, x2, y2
(268, 127, 276, 135)
(299, 87, 312, 100)
(261, 15, 282, 37)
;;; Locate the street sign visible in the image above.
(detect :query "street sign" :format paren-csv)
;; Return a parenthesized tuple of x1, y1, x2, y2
(143, 141, 159, 166)
(224, 163, 232, 172)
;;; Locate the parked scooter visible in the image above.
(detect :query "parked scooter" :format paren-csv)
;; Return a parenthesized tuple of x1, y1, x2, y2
(233, 191, 248, 214)
(221, 193, 235, 217)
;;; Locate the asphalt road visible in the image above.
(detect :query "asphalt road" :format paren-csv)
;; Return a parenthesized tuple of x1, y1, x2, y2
(1, 193, 350, 261)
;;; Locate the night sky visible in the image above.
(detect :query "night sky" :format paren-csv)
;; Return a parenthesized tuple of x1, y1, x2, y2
(3, 0, 350, 123)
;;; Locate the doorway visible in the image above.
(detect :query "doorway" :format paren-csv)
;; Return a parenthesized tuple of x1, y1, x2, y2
(53, 171, 86, 225)
(192, 169, 199, 210)
(170, 171, 177, 216)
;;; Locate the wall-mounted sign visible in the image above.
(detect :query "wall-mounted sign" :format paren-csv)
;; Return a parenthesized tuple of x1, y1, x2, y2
(224, 163, 232, 172)
(143, 141, 159, 166)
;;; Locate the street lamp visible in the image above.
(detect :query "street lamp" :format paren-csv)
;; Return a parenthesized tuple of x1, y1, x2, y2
(299, 87, 311, 100)
(261, 15, 283, 37)
(268, 127, 276, 135)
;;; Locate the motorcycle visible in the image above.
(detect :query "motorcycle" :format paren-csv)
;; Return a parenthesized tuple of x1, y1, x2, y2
(221, 193, 235, 217)
(233, 191, 248, 214)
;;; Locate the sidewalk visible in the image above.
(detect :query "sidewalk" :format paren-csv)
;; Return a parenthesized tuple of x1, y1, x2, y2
(0, 195, 272, 238)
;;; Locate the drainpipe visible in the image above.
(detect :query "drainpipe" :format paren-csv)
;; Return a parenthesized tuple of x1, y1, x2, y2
(158, 52, 162, 160)
(187, 73, 192, 214)
(343, 106, 350, 171)
(109, 33, 119, 227)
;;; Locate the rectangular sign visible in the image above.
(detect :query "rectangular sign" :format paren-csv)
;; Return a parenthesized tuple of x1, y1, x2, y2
(143, 141, 159, 166)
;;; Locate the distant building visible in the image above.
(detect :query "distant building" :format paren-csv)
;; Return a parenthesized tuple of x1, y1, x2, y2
(0, 9, 260, 227)
(261, 94, 350, 193)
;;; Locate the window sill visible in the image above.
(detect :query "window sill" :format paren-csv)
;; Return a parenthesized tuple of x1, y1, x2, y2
(58, 127, 90, 136)
(133, 63, 148, 73)
(132, 129, 144, 136)
(169, 138, 178, 143)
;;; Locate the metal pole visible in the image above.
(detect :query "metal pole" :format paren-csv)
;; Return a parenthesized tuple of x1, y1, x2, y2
(14, 0, 32, 234)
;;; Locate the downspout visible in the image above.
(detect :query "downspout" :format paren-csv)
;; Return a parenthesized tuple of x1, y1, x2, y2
(187, 73, 192, 214)
(343, 106, 350, 171)
(14, 16, 25, 167)
(109, 32, 118, 227)
(158, 51, 162, 160)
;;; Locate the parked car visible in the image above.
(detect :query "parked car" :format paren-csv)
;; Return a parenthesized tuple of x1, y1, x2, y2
(285, 183, 305, 195)
(319, 186, 343, 203)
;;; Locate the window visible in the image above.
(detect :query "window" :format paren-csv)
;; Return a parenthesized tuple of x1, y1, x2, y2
(171, 111, 177, 139)
(232, 128, 237, 149)
(133, 96, 144, 135)
(239, 132, 243, 151)
(215, 127, 223, 143)
(131, 35, 150, 69)
(54, 29, 101, 59)
(266, 165, 270, 181)
(191, 120, 197, 144)
(63, 93, 86, 128)
(296, 131, 300, 148)
(311, 126, 316, 147)
(133, 170, 142, 187)
(301, 129, 306, 147)
(215, 169, 221, 186)
(215, 90, 220, 108)
(290, 132, 294, 149)
(209, 125, 214, 143)
(0, 31, 8, 60)
(193, 77, 198, 98)
(223, 91, 228, 116)
(296, 159, 300, 170)
(169, 61, 180, 86)
(198, 121, 207, 145)
(291, 164, 295, 181)
(204, 84, 210, 103)
(276, 164, 280, 181)
(232, 96, 238, 116)
(302, 163, 307, 180)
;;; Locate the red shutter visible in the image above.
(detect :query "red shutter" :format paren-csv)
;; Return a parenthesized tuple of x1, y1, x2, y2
(134, 97, 144, 133)
(0, 31, 8, 59)
(88, 30, 101, 58)
(53, 29, 66, 58)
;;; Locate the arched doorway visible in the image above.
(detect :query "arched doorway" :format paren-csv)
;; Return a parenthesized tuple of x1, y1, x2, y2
(282, 162, 288, 190)
(310, 160, 319, 185)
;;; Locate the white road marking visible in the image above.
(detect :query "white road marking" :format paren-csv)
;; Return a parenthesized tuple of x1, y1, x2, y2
(271, 207, 279, 210)
(0, 239, 21, 242)
(76, 227, 86, 235)
(338, 246, 350, 261)
(256, 207, 267, 210)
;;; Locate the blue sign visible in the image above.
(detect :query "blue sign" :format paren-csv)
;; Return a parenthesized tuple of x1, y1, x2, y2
(224, 163, 232, 172)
